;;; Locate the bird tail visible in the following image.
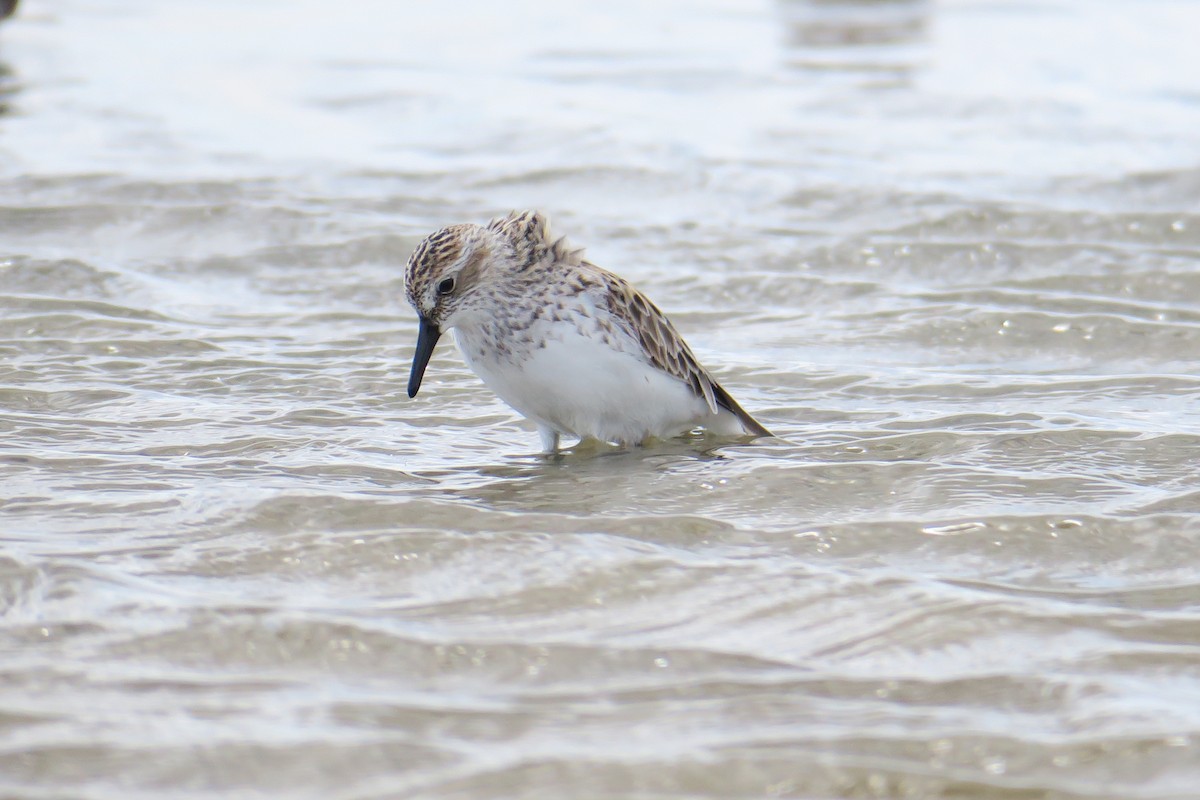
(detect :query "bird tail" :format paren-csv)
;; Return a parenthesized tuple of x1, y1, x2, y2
(710, 381, 772, 437)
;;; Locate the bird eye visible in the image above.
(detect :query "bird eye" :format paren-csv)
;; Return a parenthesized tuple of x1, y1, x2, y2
(437, 277, 456, 296)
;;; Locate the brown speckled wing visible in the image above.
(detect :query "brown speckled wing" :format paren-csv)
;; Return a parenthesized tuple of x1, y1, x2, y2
(590, 264, 771, 437)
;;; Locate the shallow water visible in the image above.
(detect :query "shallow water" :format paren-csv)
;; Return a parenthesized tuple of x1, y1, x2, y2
(2, 1, 1200, 798)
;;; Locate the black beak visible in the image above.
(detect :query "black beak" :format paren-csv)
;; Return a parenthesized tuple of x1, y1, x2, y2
(407, 317, 442, 398)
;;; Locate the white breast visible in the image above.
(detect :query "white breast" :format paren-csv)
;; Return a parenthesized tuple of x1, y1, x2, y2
(454, 316, 715, 446)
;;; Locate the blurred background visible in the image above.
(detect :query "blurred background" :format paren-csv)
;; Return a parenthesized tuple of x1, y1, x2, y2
(2, 1, 1199, 798)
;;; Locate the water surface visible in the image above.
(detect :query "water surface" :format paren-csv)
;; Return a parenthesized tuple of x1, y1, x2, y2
(2, 1, 1200, 798)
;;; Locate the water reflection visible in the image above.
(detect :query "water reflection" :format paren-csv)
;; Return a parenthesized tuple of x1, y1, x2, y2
(0, 61, 17, 117)
(777, 0, 929, 79)
(0, 0, 17, 118)
(428, 438, 747, 515)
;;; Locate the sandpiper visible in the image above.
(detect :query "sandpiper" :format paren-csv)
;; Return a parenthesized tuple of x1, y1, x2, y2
(404, 211, 771, 452)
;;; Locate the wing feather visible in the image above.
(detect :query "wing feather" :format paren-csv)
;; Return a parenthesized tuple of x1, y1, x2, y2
(586, 264, 771, 436)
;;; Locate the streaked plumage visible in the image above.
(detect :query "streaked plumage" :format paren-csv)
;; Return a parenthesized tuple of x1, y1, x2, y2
(404, 211, 771, 452)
